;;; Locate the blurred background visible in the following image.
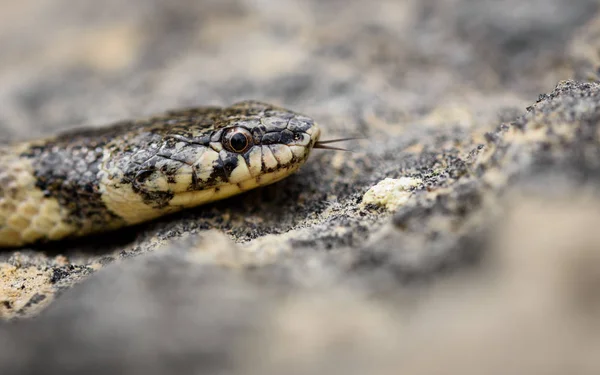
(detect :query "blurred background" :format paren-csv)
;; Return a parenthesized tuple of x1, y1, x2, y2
(1, 0, 596, 141)
(2, 1, 600, 374)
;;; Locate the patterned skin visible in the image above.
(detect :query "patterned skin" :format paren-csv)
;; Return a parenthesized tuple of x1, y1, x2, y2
(0, 101, 320, 247)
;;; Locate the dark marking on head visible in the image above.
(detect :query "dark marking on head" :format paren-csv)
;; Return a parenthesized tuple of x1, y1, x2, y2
(287, 117, 313, 132)
(190, 169, 199, 191)
(222, 153, 239, 176)
(279, 130, 294, 144)
(261, 132, 281, 145)
(242, 148, 256, 170)
(134, 169, 155, 185)
(199, 155, 228, 188)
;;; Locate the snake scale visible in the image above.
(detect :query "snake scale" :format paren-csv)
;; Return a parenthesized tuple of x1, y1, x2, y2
(0, 101, 321, 247)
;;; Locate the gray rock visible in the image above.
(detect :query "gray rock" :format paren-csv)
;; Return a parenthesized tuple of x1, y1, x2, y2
(2, 0, 600, 374)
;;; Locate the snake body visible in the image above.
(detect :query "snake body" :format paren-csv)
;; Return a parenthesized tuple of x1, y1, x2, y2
(0, 101, 320, 247)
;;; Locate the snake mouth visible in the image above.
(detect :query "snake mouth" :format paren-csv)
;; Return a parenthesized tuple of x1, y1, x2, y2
(167, 162, 303, 208)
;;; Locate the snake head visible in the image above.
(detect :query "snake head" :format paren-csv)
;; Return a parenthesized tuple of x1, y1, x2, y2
(110, 101, 321, 214)
(207, 101, 322, 187)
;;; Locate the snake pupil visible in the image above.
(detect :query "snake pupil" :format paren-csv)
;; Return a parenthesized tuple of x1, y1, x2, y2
(230, 132, 248, 152)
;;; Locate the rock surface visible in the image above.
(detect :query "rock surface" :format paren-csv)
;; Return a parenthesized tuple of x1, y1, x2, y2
(2, 0, 600, 374)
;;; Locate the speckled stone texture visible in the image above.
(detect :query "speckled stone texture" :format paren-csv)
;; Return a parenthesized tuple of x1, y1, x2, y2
(2, 0, 600, 374)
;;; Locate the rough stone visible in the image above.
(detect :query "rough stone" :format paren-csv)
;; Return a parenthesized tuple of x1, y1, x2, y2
(2, 0, 600, 374)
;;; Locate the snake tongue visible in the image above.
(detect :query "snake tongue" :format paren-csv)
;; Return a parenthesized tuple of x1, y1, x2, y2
(313, 143, 350, 151)
(313, 137, 362, 151)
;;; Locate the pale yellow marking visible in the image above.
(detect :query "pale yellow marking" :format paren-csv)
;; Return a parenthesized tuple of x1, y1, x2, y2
(238, 178, 260, 191)
(257, 171, 277, 185)
(0, 146, 77, 247)
(194, 149, 220, 182)
(18, 200, 39, 217)
(262, 146, 279, 170)
(145, 173, 170, 191)
(20, 228, 44, 244)
(100, 179, 173, 224)
(168, 164, 301, 210)
(210, 142, 223, 152)
(39, 200, 61, 218)
(169, 184, 242, 209)
(31, 216, 55, 234)
(7, 215, 30, 231)
(229, 155, 252, 183)
(310, 125, 321, 143)
(289, 145, 306, 159)
(169, 188, 216, 207)
(48, 222, 76, 241)
(214, 184, 242, 199)
(169, 164, 193, 192)
(258, 166, 297, 185)
(100, 149, 175, 224)
(270, 144, 293, 165)
(0, 228, 21, 248)
(247, 146, 263, 177)
(0, 201, 16, 214)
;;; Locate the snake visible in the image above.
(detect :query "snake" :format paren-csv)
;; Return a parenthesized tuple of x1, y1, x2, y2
(0, 100, 324, 248)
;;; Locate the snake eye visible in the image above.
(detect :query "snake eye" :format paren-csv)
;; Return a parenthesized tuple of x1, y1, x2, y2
(223, 127, 253, 153)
